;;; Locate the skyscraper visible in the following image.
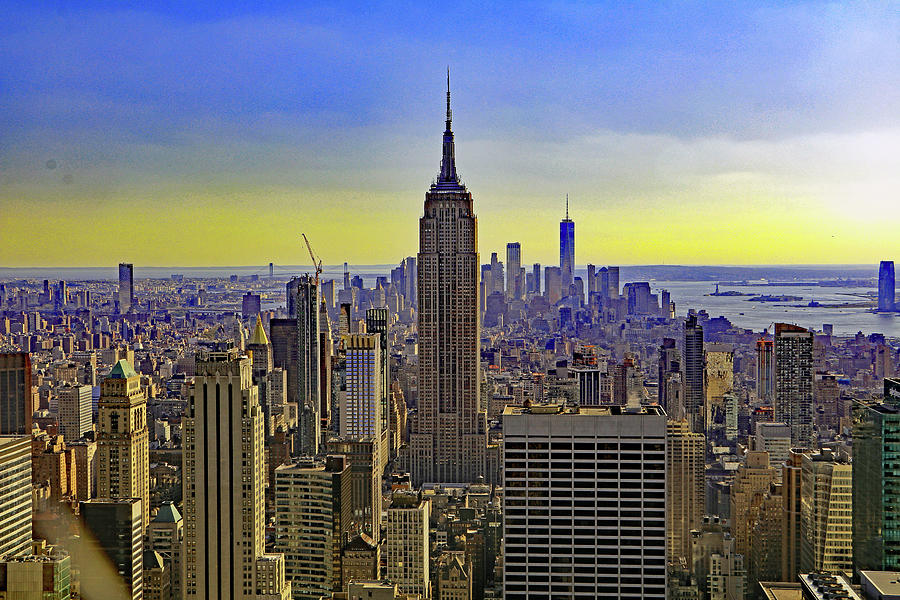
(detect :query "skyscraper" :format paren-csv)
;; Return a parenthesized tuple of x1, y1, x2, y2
(775, 323, 814, 447)
(799, 449, 853, 574)
(607, 266, 620, 299)
(80, 498, 143, 600)
(502, 404, 667, 599)
(97, 359, 149, 530)
(852, 378, 900, 571)
(0, 353, 33, 436)
(287, 275, 321, 456)
(410, 75, 486, 486)
(183, 348, 290, 600)
(274, 456, 351, 600)
(559, 196, 574, 290)
(118, 263, 134, 314)
(57, 383, 92, 443)
(658, 338, 681, 411)
(684, 315, 705, 434)
(339, 334, 385, 470)
(506, 242, 522, 300)
(756, 339, 775, 402)
(364, 307, 390, 438)
(879, 260, 895, 311)
(667, 419, 705, 566)
(385, 491, 431, 598)
(0, 436, 33, 560)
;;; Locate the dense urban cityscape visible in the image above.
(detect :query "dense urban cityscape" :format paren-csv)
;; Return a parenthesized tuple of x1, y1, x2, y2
(1, 78, 900, 599)
(3, 3, 899, 600)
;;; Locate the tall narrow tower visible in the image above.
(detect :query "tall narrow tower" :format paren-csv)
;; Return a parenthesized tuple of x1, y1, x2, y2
(411, 73, 486, 485)
(684, 314, 705, 434)
(183, 349, 290, 600)
(96, 359, 149, 530)
(775, 323, 814, 447)
(879, 260, 896, 311)
(288, 275, 321, 456)
(118, 263, 134, 314)
(559, 196, 575, 290)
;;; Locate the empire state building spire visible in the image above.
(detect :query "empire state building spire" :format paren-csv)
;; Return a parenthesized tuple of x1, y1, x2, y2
(437, 68, 461, 187)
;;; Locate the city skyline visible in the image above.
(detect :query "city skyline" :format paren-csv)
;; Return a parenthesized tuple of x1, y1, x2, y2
(2, 2, 898, 267)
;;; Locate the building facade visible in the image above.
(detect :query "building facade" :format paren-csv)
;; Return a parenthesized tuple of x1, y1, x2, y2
(878, 260, 895, 311)
(96, 359, 149, 530)
(287, 276, 321, 456)
(0, 436, 32, 560)
(0, 353, 32, 436)
(183, 349, 290, 600)
(385, 491, 431, 598)
(118, 263, 134, 313)
(502, 404, 667, 599)
(852, 378, 900, 571)
(774, 323, 814, 447)
(667, 419, 705, 567)
(799, 449, 853, 574)
(410, 79, 486, 486)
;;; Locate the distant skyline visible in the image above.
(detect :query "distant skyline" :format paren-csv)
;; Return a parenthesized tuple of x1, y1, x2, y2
(1, 1, 898, 266)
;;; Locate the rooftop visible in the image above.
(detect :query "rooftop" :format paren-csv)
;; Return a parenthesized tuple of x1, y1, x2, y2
(108, 359, 138, 379)
(503, 403, 665, 417)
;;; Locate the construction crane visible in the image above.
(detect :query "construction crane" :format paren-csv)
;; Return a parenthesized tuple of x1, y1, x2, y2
(301, 233, 323, 284)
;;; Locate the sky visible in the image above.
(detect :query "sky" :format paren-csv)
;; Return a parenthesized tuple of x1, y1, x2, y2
(1, 1, 898, 267)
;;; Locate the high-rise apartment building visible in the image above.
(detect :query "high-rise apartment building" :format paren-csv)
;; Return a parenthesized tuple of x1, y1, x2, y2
(730, 451, 778, 559)
(364, 307, 390, 437)
(667, 419, 705, 566)
(386, 491, 431, 598)
(80, 498, 143, 600)
(274, 456, 351, 600)
(684, 315, 705, 434)
(410, 78, 486, 486)
(183, 349, 290, 600)
(799, 449, 853, 575)
(559, 197, 575, 290)
(502, 404, 667, 599)
(0, 353, 33, 436)
(774, 323, 814, 447)
(57, 383, 92, 443)
(756, 340, 775, 402)
(287, 275, 321, 456)
(0, 436, 32, 560)
(118, 263, 134, 313)
(339, 334, 385, 471)
(879, 260, 895, 311)
(97, 359, 149, 530)
(852, 378, 900, 571)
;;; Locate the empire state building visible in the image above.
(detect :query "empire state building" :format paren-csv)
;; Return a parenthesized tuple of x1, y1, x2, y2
(409, 75, 487, 485)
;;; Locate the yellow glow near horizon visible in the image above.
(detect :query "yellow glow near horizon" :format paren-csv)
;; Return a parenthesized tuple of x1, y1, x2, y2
(1, 182, 894, 268)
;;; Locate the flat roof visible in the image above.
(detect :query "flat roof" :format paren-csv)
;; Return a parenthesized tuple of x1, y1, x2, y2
(860, 571, 900, 594)
(503, 404, 665, 416)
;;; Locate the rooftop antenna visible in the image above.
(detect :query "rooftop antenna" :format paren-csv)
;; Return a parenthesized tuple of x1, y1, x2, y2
(566, 193, 569, 219)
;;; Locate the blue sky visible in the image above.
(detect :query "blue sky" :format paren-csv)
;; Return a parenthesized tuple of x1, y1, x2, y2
(1, 1, 898, 266)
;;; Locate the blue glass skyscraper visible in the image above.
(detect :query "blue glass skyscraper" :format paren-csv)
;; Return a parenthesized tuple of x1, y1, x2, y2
(559, 195, 574, 290)
(878, 260, 895, 312)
